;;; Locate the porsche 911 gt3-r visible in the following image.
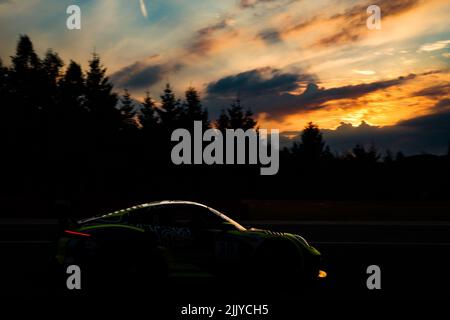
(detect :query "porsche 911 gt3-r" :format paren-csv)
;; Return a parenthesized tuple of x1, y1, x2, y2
(55, 200, 325, 293)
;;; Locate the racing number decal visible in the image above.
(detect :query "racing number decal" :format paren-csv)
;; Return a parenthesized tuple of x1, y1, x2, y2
(138, 224, 193, 247)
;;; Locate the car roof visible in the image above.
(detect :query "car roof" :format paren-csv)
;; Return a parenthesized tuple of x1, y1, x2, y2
(78, 200, 247, 231)
(79, 200, 211, 224)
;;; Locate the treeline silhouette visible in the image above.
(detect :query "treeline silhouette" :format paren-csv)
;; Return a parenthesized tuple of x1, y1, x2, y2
(0, 35, 449, 218)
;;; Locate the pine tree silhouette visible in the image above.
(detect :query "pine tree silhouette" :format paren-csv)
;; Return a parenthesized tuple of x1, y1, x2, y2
(58, 60, 86, 109)
(215, 98, 257, 131)
(9, 35, 47, 154)
(157, 83, 182, 132)
(120, 89, 136, 128)
(139, 91, 159, 130)
(0, 58, 8, 96)
(11, 35, 41, 73)
(296, 122, 325, 163)
(42, 50, 63, 90)
(85, 52, 120, 144)
(349, 143, 380, 164)
(0, 58, 11, 148)
(383, 150, 394, 163)
(42, 50, 64, 138)
(57, 60, 87, 153)
(216, 110, 230, 132)
(10, 35, 43, 111)
(182, 87, 209, 130)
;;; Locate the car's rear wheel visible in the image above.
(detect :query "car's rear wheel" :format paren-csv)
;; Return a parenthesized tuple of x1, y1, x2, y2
(54, 247, 168, 296)
(85, 247, 168, 295)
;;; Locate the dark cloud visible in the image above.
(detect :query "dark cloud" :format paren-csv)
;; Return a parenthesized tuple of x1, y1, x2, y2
(187, 19, 233, 55)
(317, 28, 362, 48)
(377, 0, 421, 17)
(110, 61, 182, 90)
(435, 98, 450, 109)
(239, 0, 278, 9)
(413, 83, 450, 98)
(206, 70, 417, 119)
(197, 19, 229, 37)
(259, 17, 316, 45)
(285, 17, 317, 34)
(111, 63, 163, 90)
(281, 99, 450, 155)
(399, 105, 450, 130)
(258, 29, 282, 44)
(306, 74, 416, 102)
(263, 74, 416, 117)
(206, 67, 315, 98)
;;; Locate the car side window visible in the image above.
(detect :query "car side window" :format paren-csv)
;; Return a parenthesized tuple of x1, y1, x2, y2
(159, 205, 193, 227)
(186, 205, 225, 229)
(202, 209, 228, 229)
(155, 204, 219, 229)
(127, 204, 228, 229)
(127, 207, 161, 225)
(128, 205, 193, 227)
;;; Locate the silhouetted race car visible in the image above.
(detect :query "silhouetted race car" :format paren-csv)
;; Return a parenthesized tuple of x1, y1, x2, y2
(54, 201, 325, 294)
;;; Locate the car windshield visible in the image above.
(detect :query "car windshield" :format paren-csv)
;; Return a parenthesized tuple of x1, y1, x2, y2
(208, 207, 246, 231)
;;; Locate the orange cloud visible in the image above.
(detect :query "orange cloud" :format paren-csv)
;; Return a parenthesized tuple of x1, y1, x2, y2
(257, 70, 450, 131)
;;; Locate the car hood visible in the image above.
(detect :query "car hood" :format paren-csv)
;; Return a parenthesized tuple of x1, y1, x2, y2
(244, 228, 315, 251)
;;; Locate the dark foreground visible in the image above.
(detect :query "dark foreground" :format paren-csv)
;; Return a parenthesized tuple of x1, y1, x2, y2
(1, 219, 450, 302)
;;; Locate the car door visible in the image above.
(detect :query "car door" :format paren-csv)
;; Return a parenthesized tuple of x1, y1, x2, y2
(126, 205, 194, 249)
(151, 204, 236, 275)
(126, 204, 204, 275)
(126, 204, 238, 276)
(176, 204, 242, 273)
(160, 204, 214, 274)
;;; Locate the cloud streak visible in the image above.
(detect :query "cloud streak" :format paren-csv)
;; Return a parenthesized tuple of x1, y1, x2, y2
(139, 0, 148, 18)
(260, 0, 422, 47)
(317, 0, 420, 47)
(110, 56, 183, 90)
(187, 18, 235, 56)
(353, 69, 376, 75)
(239, 0, 288, 9)
(413, 83, 450, 98)
(419, 40, 450, 52)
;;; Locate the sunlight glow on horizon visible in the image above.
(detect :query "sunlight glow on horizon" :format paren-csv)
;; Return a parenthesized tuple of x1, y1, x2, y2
(0, 0, 449, 133)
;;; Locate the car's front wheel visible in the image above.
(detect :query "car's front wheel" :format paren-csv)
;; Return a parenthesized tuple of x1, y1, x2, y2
(250, 240, 305, 293)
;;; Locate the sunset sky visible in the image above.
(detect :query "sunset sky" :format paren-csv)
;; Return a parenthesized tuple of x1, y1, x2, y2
(0, 0, 449, 154)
